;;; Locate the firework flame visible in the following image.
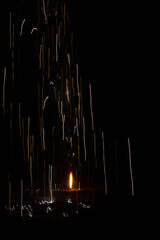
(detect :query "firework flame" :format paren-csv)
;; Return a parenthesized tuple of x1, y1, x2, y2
(69, 172, 73, 189)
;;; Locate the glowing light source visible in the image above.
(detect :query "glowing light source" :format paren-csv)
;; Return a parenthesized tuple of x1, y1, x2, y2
(69, 172, 73, 189)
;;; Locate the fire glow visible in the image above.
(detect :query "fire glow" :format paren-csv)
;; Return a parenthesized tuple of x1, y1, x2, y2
(69, 172, 73, 189)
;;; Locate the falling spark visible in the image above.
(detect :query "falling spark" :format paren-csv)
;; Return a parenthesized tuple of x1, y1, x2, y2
(60, 100, 64, 119)
(20, 180, 23, 217)
(10, 102, 13, 155)
(62, 114, 65, 141)
(76, 64, 79, 96)
(2, 66, 6, 115)
(30, 27, 38, 35)
(42, 127, 45, 151)
(56, 33, 58, 62)
(43, 96, 49, 109)
(115, 139, 119, 197)
(8, 181, 11, 216)
(69, 172, 73, 189)
(74, 117, 79, 137)
(83, 116, 87, 161)
(20, 19, 25, 36)
(42, 0, 47, 22)
(128, 138, 135, 196)
(102, 132, 107, 195)
(94, 132, 97, 168)
(50, 165, 53, 202)
(30, 155, 33, 194)
(9, 12, 11, 49)
(66, 78, 70, 102)
(12, 23, 14, 85)
(27, 117, 30, 162)
(19, 102, 21, 138)
(89, 83, 94, 131)
(64, 3, 66, 35)
(39, 44, 42, 69)
(48, 48, 50, 79)
(22, 118, 25, 161)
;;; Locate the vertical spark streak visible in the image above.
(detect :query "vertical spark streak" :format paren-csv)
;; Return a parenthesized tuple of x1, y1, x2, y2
(58, 91, 61, 118)
(48, 48, 50, 79)
(43, 127, 45, 151)
(94, 132, 97, 168)
(62, 114, 65, 141)
(102, 132, 107, 195)
(60, 101, 63, 118)
(76, 64, 79, 96)
(39, 44, 42, 69)
(43, 157, 46, 198)
(128, 138, 134, 196)
(22, 118, 25, 161)
(64, 3, 66, 35)
(19, 103, 21, 138)
(56, 33, 58, 62)
(115, 139, 119, 197)
(89, 84, 94, 131)
(50, 165, 53, 202)
(42, 0, 47, 22)
(27, 117, 30, 162)
(9, 12, 12, 49)
(12, 23, 14, 85)
(2, 67, 6, 115)
(83, 117, 87, 161)
(75, 117, 79, 137)
(10, 102, 12, 155)
(30, 156, 33, 194)
(8, 181, 11, 216)
(20, 179, 23, 217)
(20, 19, 25, 36)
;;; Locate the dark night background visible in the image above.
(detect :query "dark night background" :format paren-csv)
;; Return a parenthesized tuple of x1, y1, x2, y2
(0, 0, 159, 236)
(71, 0, 159, 197)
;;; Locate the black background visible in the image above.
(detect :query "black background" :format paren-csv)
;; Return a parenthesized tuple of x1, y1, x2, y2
(0, 0, 159, 204)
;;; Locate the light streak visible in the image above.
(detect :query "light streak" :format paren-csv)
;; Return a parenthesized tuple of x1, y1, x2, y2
(94, 131, 97, 168)
(89, 83, 94, 131)
(50, 165, 53, 202)
(30, 155, 33, 194)
(9, 12, 11, 49)
(12, 23, 14, 85)
(128, 138, 135, 196)
(62, 114, 65, 141)
(30, 27, 37, 35)
(42, 0, 47, 22)
(19, 102, 21, 138)
(74, 118, 79, 137)
(48, 48, 50, 79)
(48, 164, 53, 202)
(22, 118, 25, 161)
(2, 66, 6, 115)
(83, 116, 87, 161)
(20, 19, 26, 36)
(42, 127, 45, 151)
(76, 64, 79, 96)
(27, 117, 30, 162)
(20, 180, 23, 217)
(64, 3, 66, 35)
(8, 181, 11, 216)
(43, 96, 49, 109)
(10, 102, 12, 155)
(39, 44, 42, 69)
(56, 33, 58, 62)
(102, 132, 107, 195)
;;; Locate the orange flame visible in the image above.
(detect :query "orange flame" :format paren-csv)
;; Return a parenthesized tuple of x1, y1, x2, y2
(69, 172, 73, 189)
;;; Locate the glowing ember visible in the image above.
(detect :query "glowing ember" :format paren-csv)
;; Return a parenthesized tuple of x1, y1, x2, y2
(69, 172, 73, 189)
